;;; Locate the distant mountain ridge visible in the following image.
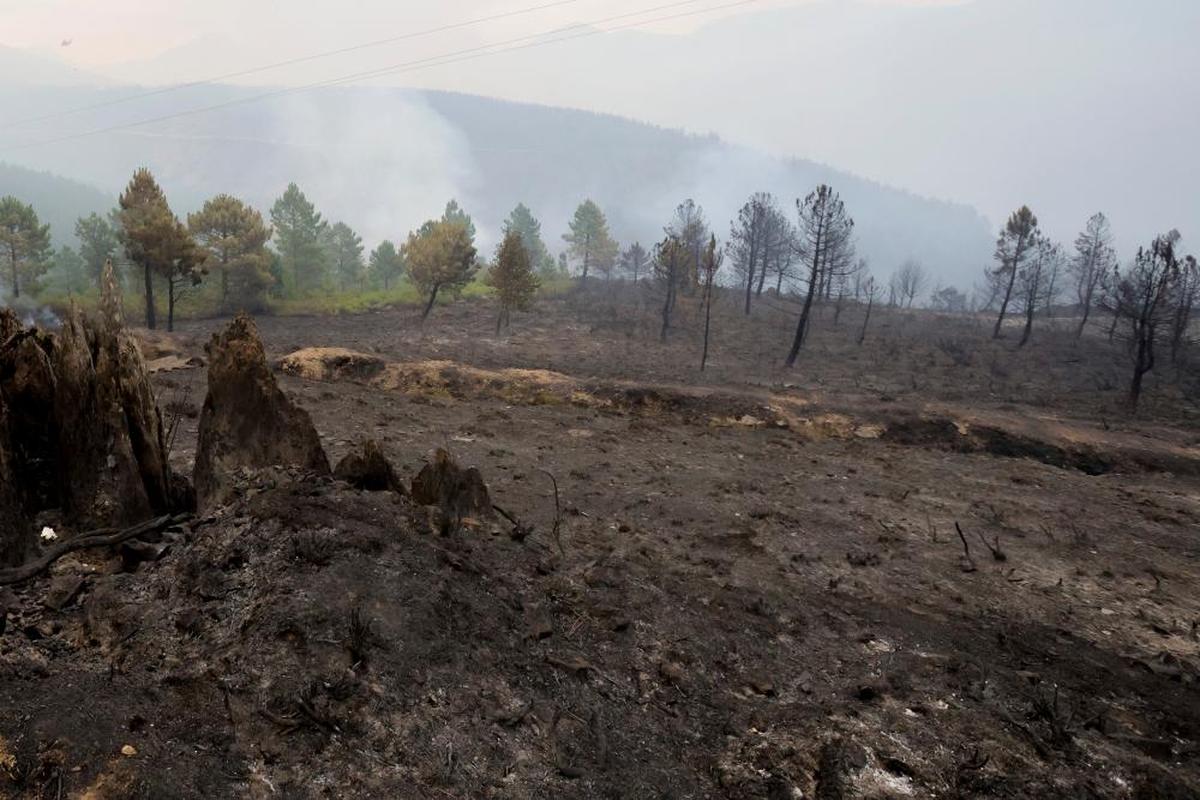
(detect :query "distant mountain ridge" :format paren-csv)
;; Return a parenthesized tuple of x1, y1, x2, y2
(0, 44, 108, 87)
(0, 77, 995, 286)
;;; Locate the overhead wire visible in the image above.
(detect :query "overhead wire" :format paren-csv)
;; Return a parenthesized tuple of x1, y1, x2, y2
(0, 0, 592, 131)
(1, 0, 757, 154)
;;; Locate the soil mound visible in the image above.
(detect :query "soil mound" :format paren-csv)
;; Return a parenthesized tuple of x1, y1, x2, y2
(193, 315, 330, 510)
(276, 347, 387, 382)
(881, 414, 1116, 474)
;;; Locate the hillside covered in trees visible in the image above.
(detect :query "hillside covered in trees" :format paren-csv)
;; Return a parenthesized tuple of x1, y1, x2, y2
(0, 163, 112, 249)
(0, 83, 994, 286)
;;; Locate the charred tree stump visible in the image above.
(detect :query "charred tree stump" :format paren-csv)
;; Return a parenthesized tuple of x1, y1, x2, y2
(0, 263, 192, 565)
(193, 314, 330, 510)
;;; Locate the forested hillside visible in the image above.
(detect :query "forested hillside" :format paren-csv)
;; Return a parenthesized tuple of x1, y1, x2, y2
(0, 162, 113, 248)
(0, 83, 994, 284)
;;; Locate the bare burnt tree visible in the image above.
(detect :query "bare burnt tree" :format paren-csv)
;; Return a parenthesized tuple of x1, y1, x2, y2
(1017, 239, 1064, 347)
(930, 285, 969, 313)
(620, 242, 648, 284)
(668, 199, 708, 299)
(1169, 254, 1199, 363)
(894, 259, 928, 308)
(728, 192, 772, 315)
(851, 257, 870, 301)
(654, 234, 686, 342)
(858, 275, 882, 345)
(761, 203, 796, 296)
(1105, 231, 1188, 411)
(785, 185, 855, 367)
(990, 205, 1040, 339)
(1070, 212, 1116, 338)
(699, 235, 723, 371)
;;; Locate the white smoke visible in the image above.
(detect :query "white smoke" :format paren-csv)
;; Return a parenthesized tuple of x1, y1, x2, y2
(1, 283, 62, 329)
(255, 88, 481, 245)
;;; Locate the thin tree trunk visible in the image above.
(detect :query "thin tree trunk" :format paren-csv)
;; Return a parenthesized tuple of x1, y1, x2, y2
(1076, 297, 1091, 338)
(743, 242, 757, 315)
(993, 268, 1016, 339)
(496, 305, 503, 336)
(8, 248, 19, 299)
(421, 283, 440, 320)
(755, 243, 768, 297)
(858, 298, 874, 345)
(661, 260, 676, 343)
(167, 280, 177, 333)
(786, 279, 817, 368)
(701, 277, 714, 371)
(144, 263, 157, 330)
(581, 234, 590, 285)
(1130, 334, 1153, 412)
(1019, 303, 1034, 347)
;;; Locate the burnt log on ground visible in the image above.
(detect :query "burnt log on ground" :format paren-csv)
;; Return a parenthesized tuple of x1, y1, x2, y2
(193, 314, 330, 511)
(0, 265, 192, 566)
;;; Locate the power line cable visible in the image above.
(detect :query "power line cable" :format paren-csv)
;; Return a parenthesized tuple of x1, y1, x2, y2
(1, 0, 755, 154)
(0, 0, 592, 131)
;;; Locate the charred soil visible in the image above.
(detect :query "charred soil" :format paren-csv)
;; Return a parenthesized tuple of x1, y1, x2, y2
(2, 292, 1199, 798)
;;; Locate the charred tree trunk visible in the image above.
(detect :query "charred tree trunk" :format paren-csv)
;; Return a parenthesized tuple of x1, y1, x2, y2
(1019, 300, 1035, 347)
(219, 263, 230, 314)
(143, 263, 157, 330)
(1076, 286, 1094, 339)
(193, 314, 329, 510)
(858, 296, 874, 345)
(167, 279, 178, 333)
(701, 276, 715, 371)
(421, 283, 441, 320)
(0, 268, 191, 551)
(661, 259, 677, 343)
(7, 244, 19, 299)
(743, 239, 758, 316)
(786, 216, 825, 368)
(755, 242, 769, 297)
(1130, 331, 1154, 412)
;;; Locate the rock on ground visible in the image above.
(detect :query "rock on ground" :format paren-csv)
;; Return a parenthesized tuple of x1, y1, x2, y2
(193, 314, 330, 510)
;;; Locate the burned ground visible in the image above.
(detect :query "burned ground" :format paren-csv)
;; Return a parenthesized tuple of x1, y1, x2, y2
(1, 291, 1198, 798)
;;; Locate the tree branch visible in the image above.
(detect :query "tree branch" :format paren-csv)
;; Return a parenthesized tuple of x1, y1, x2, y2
(0, 513, 190, 586)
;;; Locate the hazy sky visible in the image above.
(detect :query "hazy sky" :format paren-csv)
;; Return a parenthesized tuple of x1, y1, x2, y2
(2, 0, 1197, 252)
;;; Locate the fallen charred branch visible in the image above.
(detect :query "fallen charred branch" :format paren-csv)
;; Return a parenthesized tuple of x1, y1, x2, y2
(955, 522, 977, 573)
(0, 513, 191, 586)
(540, 469, 565, 557)
(492, 503, 534, 542)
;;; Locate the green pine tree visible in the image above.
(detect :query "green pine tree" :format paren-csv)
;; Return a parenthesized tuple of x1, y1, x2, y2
(563, 199, 618, 282)
(189, 194, 274, 313)
(488, 229, 540, 334)
(270, 183, 329, 296)
(0, 196, 52, 299)
(368, 240, 405, 290)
